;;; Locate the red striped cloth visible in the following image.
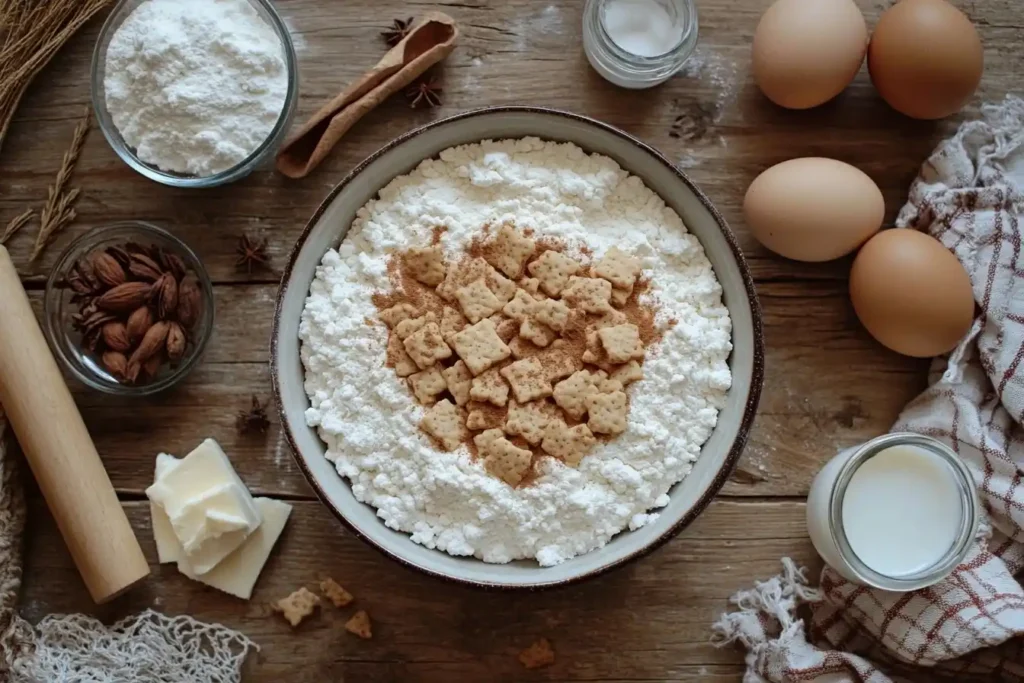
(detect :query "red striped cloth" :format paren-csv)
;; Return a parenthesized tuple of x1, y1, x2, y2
(713, 97, 1024, 682)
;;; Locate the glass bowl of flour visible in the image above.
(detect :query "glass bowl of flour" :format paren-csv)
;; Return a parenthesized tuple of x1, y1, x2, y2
(90, 0, 298, 187)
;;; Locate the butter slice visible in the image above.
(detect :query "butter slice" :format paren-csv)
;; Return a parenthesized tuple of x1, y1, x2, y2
(146, 438, 262, 575)
(170, 482, 262, 574)
(151, 453, 181, 563)
(177, 498, 292, 600)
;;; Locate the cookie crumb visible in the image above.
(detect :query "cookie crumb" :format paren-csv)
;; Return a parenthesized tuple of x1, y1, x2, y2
(273, 587, 320, 627)
(319, 578, 354, 608)
(345, 610, 373, 639)
(518, 638, 555, 669)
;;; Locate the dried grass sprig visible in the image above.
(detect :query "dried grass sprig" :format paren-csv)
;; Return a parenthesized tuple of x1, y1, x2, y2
(29, 106, 89, 261)
(0, 0, 112, 154)
(0, 207, 32, 245)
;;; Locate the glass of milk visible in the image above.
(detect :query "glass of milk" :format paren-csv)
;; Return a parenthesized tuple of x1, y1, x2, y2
(807, 433, 979, 591)
(582, 0, 699, 89)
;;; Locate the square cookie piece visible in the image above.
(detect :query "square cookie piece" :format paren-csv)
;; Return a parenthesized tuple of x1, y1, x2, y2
(527, 250, 580, 296)
(467, 403, 506, 431)
(421, 399, 467, 451)
(456, 278, 503, 324)
(386, 334, 419, 378)
(439, 306, 467, 345)
(442, 360, 472, 406)
(538, 347, 580, 382)
(437, 257, 515, 304)
(404, 246, 446, 286)
(530, 298, 571, 333)
(541, 420, 597, 467)
(476, 430, 533, 487)
(469, 368, 509, 407)
(593, 246, 641, 290)
(610, 284, 632, 308)
(610, 360, 644, 386)
(408, 365, 447, 405)
(403, 322, 452, 369)
(502, 289, 537, 322)
(504, 399, 557, 446)
(451, 319, 511, 375)
(500, 357, 554, 403)
(395, 311, 437, 340)
(519, 317, 557, 348)
(379, 303, 418, 328)
(518, 277, 543, 299)
(597, 323, 645, 364)
(552, 369, 604, 420)
(586, 391, 629, 435)
(483, 223, 536, 278)
(561, 276, 612, 313)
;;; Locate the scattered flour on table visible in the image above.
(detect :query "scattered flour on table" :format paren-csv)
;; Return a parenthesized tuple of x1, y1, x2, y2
(679, 47, 740, 122)
(299, 138, 733, 566)
(104, 0, 288, 176)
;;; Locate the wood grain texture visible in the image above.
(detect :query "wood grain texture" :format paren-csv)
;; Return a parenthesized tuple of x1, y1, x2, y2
(3, 0, 1017, 679)
(19, 498, 817, 682)
(22, 281, 926, 498)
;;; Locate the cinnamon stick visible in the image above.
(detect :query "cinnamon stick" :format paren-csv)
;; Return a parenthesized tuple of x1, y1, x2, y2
(276, 13, 459, 179)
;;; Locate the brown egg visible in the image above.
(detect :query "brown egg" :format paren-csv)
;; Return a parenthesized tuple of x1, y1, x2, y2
(744, 158, 884, 262)
(868, 0, 983, 120)
(752, 0, 868, 109)
(850, 230, 974, 357)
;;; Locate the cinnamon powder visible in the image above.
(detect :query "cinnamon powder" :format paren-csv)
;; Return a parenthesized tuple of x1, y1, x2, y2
(372, 225, 664, 485)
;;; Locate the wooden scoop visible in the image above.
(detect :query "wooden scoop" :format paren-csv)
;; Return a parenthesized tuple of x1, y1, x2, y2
(276, 12, 459, 179)
(0, 245, 149, 603)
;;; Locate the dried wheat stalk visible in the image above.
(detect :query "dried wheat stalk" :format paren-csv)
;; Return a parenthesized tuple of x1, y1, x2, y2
(29, 106, 89, 261)
(0, 0, 112, 154)
(0, 208, 31, 245)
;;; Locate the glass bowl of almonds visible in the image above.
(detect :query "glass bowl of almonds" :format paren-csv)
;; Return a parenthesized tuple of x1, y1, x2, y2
(44, 221, 215, 395)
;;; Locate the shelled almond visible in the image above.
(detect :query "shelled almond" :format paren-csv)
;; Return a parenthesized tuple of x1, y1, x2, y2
(66, 241, 202, 384)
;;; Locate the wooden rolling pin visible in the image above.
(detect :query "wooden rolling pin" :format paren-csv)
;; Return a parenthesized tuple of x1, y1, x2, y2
(0, 245, 149, 603)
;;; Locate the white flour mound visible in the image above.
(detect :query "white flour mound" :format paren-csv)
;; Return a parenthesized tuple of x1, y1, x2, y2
(300, 138, 732, 566)
(104, 0, 288, 176)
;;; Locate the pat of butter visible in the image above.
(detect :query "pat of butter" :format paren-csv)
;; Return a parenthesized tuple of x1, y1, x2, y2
(151, 453, 181, 563)
(170, 482, 262, 573)
(146, 438, 262, 575)
(177, 498, 292, 600)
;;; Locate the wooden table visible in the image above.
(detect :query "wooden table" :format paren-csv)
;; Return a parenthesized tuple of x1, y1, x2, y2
(2, 0, 1021, 680)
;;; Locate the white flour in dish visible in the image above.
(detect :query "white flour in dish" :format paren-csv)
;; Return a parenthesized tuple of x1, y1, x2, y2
(299, 138, 732, 566)
(104, 0, 288, 176)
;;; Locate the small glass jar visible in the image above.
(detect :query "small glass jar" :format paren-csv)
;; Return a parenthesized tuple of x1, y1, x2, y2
(583, 0, 699, 89)
(91, 0, 299, 188)
(807, 433, 979, 591)
(44, 222, 215, 396)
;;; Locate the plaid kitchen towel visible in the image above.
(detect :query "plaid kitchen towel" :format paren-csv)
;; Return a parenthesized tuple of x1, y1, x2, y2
(712, 96, 1024, 682)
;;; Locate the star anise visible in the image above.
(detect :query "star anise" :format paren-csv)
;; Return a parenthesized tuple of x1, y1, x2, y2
(406, 77, 443, 109)
(237, 395, 271, 434)
(236, 233, 269, 274)
(381, 17, 413, 47)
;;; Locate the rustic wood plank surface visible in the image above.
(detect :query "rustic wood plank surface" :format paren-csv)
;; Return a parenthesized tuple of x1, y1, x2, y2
(2, 0, 1020, 680)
